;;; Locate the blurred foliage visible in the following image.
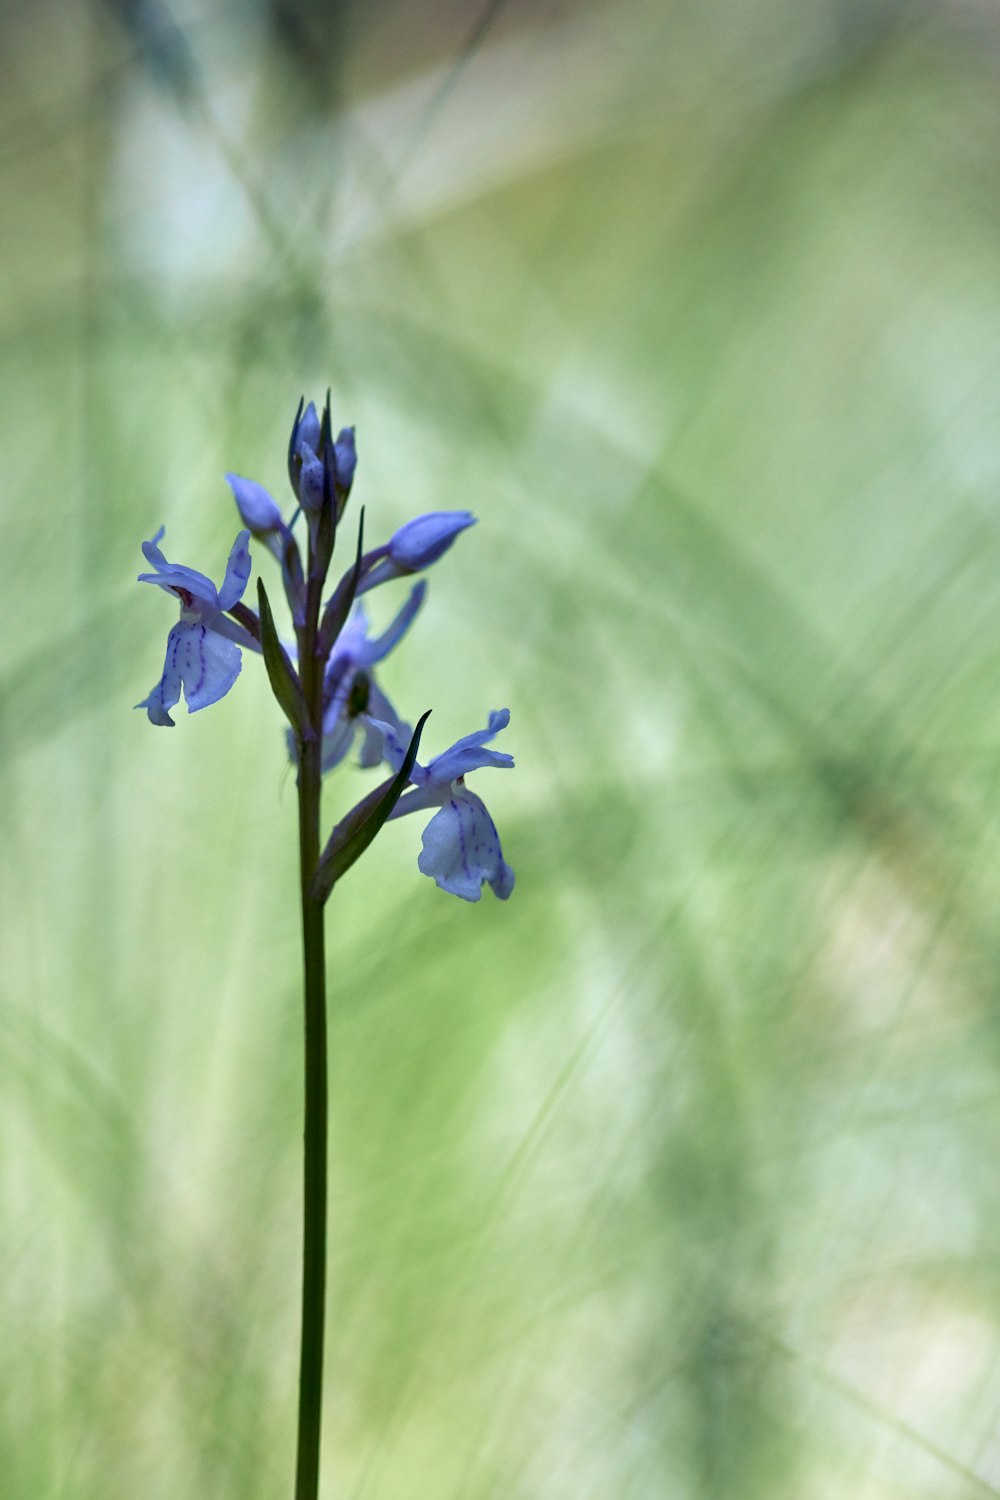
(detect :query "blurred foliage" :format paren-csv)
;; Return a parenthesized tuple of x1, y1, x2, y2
(3, 0, 1000, 1495)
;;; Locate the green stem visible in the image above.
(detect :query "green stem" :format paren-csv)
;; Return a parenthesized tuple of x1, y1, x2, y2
(294, 586, 328, 1500)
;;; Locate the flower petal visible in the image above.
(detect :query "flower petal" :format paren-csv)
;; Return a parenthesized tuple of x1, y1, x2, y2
(138, 528, 219, 612)
(453, 707, 509, 747)
(363, 581, 426, 664)
(210, 613, 261, 652)
(417, 789, 513, 902)
(366, 715, 413, 774)
(329, 602, 371, 666)
(426, 708, 514, 782)
(388, 782, 446, 819)
(489, 857, 515, 900)
(135, 620, 186, 726)
(162, 621, 243, 712)
(140, 526, 167, 567)
(216, 530, 252, 612)
(320, 713, 356, 773)
(359, 682, 406, 768)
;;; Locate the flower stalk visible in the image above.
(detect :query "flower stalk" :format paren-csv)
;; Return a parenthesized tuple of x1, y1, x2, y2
(293, 538, 329, 1500)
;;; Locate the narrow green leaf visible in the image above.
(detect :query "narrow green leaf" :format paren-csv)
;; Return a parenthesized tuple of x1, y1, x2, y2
(311, 710, 431, 903)
(257, 577, 311, 740)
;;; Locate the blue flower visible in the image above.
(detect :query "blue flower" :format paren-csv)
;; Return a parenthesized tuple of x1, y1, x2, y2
(136, 527, 252, 726)
(374, 709, 515, 901)
(319, 583, 425, 771)
(360, 511, 476, 592)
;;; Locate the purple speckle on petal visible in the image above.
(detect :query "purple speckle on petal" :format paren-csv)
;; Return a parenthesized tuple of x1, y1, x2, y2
(452, 797, 471, 882)
(191, 625, 207, 697)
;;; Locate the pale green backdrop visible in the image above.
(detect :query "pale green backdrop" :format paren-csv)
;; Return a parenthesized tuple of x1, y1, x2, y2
(3, 1, 1000, 1496)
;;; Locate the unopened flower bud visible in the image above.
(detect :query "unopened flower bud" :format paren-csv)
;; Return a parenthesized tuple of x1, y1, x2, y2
(388, 511, 476, 570)
(226, 473, 283, 534)
(297, 443, 326, 512)
(297, 401, 321, 456)
(334, 427, 357, 495)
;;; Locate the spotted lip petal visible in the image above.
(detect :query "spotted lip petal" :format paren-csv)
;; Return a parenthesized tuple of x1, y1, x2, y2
(137, 621, 243, 726)
(177, 625, 243, 710)
(417, 789, 514, 902)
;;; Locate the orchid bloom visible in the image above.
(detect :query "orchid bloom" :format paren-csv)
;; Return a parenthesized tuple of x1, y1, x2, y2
(319, 583, 426, 772)
(373, 709, 515, 901)
(136, 527, 252, 726)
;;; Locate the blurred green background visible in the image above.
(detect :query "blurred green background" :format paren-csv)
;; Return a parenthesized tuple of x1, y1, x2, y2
(4, 0, 1000, 1495)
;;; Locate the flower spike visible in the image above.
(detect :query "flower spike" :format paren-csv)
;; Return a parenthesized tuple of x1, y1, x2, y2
(133, 391, 514, 1500)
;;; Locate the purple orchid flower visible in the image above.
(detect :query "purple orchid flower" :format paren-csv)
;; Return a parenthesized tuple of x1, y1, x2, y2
(136, 527, 253, 726)
(318, 582, 426, 772)
(372, 708, 515, 901)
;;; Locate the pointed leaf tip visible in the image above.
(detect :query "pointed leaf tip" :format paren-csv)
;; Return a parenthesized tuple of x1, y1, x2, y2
(311, 709, 431, 902)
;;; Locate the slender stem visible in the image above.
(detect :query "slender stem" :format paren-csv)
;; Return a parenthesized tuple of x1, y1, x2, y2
(294, 571, 328, 1500)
